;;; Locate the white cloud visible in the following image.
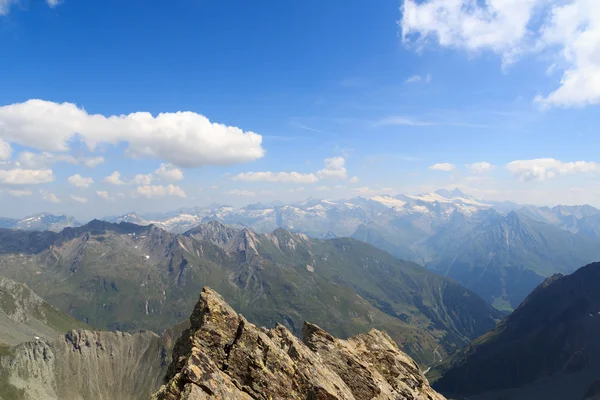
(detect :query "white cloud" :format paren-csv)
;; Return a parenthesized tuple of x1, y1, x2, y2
(467, 161, 495, 174)
(96, 190, 118, 201)
(0, 168, 55, 185)
(96, 191, 110, 200)
(316, 186, 330, 191)
(0, 139, 12, 160)
(67, 174, 94, 188)
(287, 187, 305, 193)
(317, 157, 348, 180)
(429, 163, 456, 172)
(7, 189, 32, 197)
(136, 184, 186, 198)
(534, 0, 600, 107)
(506, 158, 599, 181)
(0, 99, 265, 167)
(232, 171, 318, 184)
(349, 176, 359, 183)
(405, 74, 432, 84)
(131, 174, 153, 185)
(154, 163, 184, 181)
(82, 156, 105, 168)
(400, 0, 600, 107)
(103, 171, 125, 185)
(70, 195, 87, 204)
(17, 151, 105, 169)
(225, 189, 256, 197)
(40, 190, 60, 203)
(47, 0, 61, 7)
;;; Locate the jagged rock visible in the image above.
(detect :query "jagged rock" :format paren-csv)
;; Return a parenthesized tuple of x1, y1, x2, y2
(152, 287, 445, 400)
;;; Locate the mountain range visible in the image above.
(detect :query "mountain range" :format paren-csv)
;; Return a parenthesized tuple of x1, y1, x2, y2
(0, 219, 502, 366)
(6, 189, 600, 311)
(430, 262, 600, 400)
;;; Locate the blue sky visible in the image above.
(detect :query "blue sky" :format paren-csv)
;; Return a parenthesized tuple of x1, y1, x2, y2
(0, 0, 599, 219)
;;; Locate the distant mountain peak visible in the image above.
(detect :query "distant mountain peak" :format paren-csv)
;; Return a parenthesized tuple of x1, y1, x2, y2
(435, 188, 470, 199)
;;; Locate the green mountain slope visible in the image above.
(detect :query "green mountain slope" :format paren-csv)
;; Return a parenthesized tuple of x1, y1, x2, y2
(0, 276, 88, 347)
(430, 262, 600, 400)
(0, 220, 501, 366)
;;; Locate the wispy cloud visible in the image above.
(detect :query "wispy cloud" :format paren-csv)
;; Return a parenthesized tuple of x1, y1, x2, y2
(375, 116, 437, 127)
(375, 116, 488, 128)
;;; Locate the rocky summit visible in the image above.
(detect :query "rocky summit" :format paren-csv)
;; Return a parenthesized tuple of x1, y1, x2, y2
(152, 287, 445, 400)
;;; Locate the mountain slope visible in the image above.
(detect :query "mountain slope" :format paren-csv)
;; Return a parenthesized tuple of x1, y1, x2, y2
(426, 211, 600, 309)
(0, 325, 185, 400)
(0, 276, 88, 347)
(0, 221, 501, 366)
(153, 287, 445, 400)
(430, 262, 600, 400)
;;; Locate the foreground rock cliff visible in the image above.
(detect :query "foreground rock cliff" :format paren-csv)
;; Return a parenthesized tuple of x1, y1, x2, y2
(152, 287, 445, 400)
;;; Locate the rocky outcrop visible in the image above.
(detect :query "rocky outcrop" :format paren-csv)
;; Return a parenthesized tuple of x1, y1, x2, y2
(152, 287, 444, 400)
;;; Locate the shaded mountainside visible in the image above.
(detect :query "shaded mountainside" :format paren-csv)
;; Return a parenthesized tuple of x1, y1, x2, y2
(0, 220, 502, 366)
(0, 323, 187, 400)
(0, 276, 88, 347)
(153, 287, 445, 400)
(430, 262, 600, 400)
(426, 211, 600, 310)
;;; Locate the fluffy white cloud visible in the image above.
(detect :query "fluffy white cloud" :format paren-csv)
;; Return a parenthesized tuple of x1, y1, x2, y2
(103, 171, 125, 185)
(70, 195, 88, 204)
(154, 163, 184, 181)
(96, 191, 124, 201)
(349, 176, 359, 183)
(287, 187, 305, 193)
(0, 168, 55, 185)
(40, 190, 60, 203)
(0, 139, 12, 160)
(131, 174, 154, 185)
(67, 174, 94, 188)
(0, 100, 265, 167)
(400, 0, 600, 107)
(467, 161, 495, 174)
(317, 157, 348, 180)
(225, 189, 256, 197)
(47, 0, 61, 7)
(17, 151, 105, 169)
(534, 0, 600, 107)
(7, 189, 32, 197)
(96, 191, 111, 201)
(129, 164, 184, 185)
(316, 186, 330, 191)
(232, 171, 318, 184)
(506, 158, 599, 181)
(429, 163, 456, 172)
(136, 184, 186, 198)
